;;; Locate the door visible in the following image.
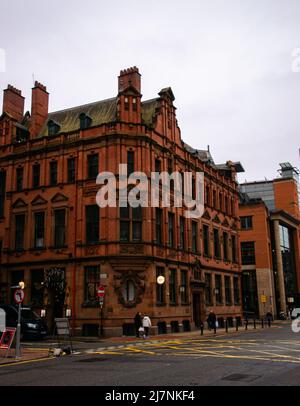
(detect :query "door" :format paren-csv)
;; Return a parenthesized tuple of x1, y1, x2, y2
(193, 292, 201, 327)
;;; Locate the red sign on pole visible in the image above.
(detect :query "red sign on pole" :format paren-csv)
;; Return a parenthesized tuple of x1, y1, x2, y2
(97, 285, 105, 298)
(14, 289, 24, 304)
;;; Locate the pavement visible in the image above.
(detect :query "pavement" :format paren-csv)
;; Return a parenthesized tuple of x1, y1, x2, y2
(0, 348, 50, 366)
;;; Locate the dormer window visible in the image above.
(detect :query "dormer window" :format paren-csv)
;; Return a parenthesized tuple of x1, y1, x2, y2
(79, 113, 92, 130)
(132, 97, 137, 111)
(15, 126, 29, 144)
(47, 120, 60, 136)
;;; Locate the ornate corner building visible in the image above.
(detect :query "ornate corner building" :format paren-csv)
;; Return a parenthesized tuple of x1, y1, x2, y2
(0, 67, 243, 336)
(239, 163, 300, 318)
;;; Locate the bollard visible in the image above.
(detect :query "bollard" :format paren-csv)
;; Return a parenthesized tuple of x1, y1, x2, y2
(200, 324, 204, 336)
(236, 321, 239, 332)
(245, 320, 248, 330)
(261, 319, 264, 328)
(225, 319, 228, 333)
(253, 319, 256, 329)
(268, 319, 271, 328)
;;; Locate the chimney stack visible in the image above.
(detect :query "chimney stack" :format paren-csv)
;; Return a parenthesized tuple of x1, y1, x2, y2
(118, 66, 141, 94)
(30, 81, 49, 137)
(2, 84, 25, 121)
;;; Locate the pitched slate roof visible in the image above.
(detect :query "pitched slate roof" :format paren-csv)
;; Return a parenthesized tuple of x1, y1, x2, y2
(38, 97, 118, 136)
(37, 96, 162, 136)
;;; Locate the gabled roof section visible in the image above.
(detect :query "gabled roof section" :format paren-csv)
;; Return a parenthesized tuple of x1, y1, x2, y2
(118, 84, 141, 96)
(183, 142, 215, 165)
(141, 98, 160, 128)
(158, 87, 175, 101)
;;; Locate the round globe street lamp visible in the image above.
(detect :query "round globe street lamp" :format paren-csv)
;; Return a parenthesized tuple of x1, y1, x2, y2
(157, 276, 165, 285)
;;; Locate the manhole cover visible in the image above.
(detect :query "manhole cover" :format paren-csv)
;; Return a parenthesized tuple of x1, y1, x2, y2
(222, 374, 260, 382)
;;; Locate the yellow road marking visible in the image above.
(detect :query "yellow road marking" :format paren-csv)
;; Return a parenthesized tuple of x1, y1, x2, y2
(91, 351, 124, 355)
(169, 351, 300, 364)
(266, 345, 300, 353)
(0, 356, 54, 368)
(124, 347, 157, 355)
(219, 343, 300, 360)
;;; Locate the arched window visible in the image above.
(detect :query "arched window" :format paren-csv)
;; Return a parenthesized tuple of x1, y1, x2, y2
(122, 280, 135, 303)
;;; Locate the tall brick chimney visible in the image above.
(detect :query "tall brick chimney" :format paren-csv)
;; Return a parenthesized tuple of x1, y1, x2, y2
(2, 84, 25, 121)
(118, 66, 141, 94)
(30, 81, 49, 137)
(117, 67, 142, 123)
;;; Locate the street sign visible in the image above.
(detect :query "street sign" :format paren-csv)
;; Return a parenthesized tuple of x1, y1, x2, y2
(288, 297, 295, 303)
(14, 289, 24, 304)
(97, 285, 105, 298)
(55, 318, 70, 336)
(261, 295, 267, 303)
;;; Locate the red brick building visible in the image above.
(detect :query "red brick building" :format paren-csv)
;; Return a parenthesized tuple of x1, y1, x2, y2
(0, 67, 243, 336)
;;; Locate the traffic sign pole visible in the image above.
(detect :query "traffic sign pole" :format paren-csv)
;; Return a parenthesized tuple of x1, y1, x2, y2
(15, 303, 21, 358)
(97, 286, 105, 338)
(13, 287, 25, 359)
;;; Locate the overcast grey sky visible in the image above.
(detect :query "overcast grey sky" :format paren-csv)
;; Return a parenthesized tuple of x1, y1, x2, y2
(0, 0, 299, 182)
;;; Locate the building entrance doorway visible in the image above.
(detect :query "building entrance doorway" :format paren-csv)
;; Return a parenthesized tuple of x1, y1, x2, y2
(193, 292, 202, 327)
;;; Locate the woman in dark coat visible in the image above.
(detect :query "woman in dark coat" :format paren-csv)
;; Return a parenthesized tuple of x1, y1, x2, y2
(134, 312, 142, 337)
(207, 311, 217, 333)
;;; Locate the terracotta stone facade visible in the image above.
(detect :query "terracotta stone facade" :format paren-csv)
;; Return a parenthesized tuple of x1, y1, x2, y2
(0, 67, 243, 336)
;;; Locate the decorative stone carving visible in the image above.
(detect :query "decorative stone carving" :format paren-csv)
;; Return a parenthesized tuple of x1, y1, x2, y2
(113, 269, 146, 308)
(83, 188, 98, 197)
(85, 246, 99, 256)
(202, 210, 211, 220)
(213, 214, 221, 224)
(11, 198, 27, 208)
(31, 195, 47, 206)
(51, 193, 69, 203)
(120, 244, 144, 255)
(222, 218, 230, 227)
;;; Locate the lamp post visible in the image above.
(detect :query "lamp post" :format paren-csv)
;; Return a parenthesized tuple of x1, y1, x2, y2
(13, 281, 25, 359)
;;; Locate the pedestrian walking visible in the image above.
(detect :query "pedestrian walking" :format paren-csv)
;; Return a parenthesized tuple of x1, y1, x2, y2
(142, 314, 152, 339)
(207, 311, 217, 334)
(134, 312, 142, 338)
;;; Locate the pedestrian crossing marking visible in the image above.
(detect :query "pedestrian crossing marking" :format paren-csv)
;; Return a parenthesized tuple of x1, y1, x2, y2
(78, 337, 300, 366)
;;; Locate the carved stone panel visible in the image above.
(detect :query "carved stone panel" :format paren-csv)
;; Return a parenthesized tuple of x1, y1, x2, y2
(120, 244, 144, 255)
